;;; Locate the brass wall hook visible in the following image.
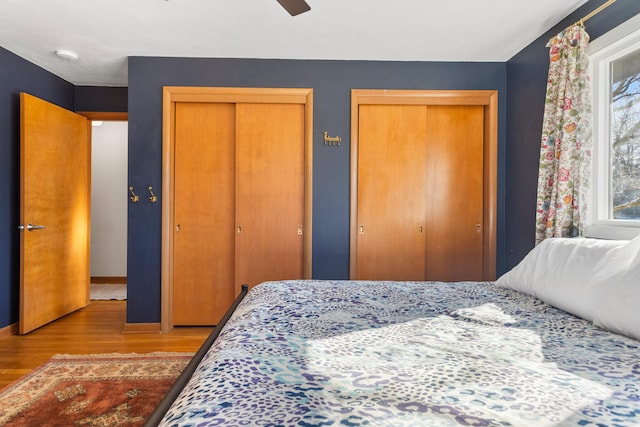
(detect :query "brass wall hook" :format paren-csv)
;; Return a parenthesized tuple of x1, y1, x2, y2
(323, 131, 342, 146)
(148, 186, 157, 203)
(129, 186, 139, 203)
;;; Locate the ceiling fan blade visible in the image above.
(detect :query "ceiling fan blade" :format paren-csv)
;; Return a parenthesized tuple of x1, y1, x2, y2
(276, 0, 311, 16)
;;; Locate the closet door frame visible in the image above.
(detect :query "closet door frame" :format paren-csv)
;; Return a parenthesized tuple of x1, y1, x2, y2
(349, 89, 498, 281)
(161, 86, 313, 333)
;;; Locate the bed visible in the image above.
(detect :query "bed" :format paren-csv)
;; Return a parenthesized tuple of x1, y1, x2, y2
(146, 237, 640, 426)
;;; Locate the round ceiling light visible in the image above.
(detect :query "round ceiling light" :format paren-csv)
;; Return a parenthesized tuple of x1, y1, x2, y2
(55, 49, 79, 61)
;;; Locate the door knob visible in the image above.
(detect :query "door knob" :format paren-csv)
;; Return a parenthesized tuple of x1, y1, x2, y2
(18, 223, 47, 231)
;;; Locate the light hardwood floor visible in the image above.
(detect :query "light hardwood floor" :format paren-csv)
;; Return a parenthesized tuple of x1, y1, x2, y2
(0, 301, 212, 389)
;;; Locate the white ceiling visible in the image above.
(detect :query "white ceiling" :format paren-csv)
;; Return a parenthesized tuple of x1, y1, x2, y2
(0, 0, 589, 86)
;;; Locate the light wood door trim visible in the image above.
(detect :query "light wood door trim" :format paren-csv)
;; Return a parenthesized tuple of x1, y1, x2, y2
(162, 87, 313, 333)
(77, 112, 129, 121)
(350, 89, 498, 280)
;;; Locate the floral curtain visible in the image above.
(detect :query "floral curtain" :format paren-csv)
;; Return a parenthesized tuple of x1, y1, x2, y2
(535, 24, 593, 245)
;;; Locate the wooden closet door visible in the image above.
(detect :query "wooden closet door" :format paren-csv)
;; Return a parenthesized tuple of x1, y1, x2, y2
(174, 103, 236, 325)
(425, 106, 484, 281)
(356, 105, 428, 280)
(235, 103, 305, 292)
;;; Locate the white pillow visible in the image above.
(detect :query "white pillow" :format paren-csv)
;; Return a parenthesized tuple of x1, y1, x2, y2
(593, 242, 640, 341)
(496, 237, 640, 327)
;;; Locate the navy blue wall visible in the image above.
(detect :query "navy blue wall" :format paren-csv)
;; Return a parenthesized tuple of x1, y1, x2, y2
(126, 58, 508, 323)
(2, 0, 638, 330)
(75, 86, 128, 112)
(505, 0, 640, 270)
(0, 47, 75, 329)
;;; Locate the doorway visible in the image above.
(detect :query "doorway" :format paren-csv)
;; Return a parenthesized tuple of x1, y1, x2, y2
(90, 120, 128, 300)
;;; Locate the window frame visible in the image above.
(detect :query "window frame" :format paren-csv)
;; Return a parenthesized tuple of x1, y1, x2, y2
(585, 13, 640, 240)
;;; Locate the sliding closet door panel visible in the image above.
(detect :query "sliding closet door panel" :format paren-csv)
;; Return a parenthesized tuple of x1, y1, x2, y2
(235, 103, 305, 290)
(425, 105, 484, 281)
(356, 105, 427, 280)
(174, 103, 236, 325)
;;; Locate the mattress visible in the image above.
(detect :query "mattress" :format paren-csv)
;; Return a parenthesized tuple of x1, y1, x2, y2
(157, 280, 640, 426)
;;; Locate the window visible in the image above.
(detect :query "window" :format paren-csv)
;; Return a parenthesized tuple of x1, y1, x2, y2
(587, 14, 640, 240)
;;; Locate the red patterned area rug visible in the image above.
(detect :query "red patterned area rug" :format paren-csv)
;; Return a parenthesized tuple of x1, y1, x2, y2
(0, 352, 193, 426)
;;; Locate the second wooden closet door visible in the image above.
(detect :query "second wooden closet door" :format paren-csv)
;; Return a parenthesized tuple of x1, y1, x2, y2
(355, 104, 484, 282)
(356, 105, 428, 280)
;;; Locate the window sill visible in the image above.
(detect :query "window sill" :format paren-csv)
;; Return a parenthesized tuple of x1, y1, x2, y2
(584, 223, 640, 241)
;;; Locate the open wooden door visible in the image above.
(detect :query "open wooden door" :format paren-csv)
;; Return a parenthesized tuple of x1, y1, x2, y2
(19, 93, 91, 334)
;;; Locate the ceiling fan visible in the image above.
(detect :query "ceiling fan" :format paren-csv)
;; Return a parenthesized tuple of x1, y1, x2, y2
(276, 0, 310, 16)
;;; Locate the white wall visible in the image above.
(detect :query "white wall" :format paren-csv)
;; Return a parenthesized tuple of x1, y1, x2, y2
(91, 121, 128, 277)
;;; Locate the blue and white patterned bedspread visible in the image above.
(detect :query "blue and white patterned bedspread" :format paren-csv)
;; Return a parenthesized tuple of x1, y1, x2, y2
(160, 280, 640, 426)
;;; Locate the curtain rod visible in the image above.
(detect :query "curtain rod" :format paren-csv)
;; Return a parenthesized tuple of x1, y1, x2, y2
(574, 0, 617, 26)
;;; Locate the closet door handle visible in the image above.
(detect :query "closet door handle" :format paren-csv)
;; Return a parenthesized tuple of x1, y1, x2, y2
(237, 225, 242, 235)
(418, 225, 423, 233)
(359, 225, 365, 234)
